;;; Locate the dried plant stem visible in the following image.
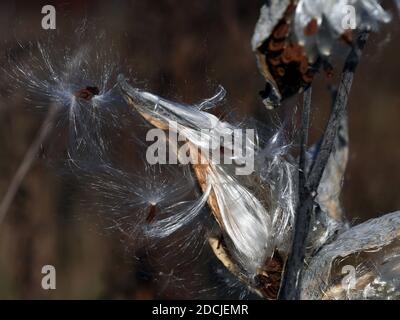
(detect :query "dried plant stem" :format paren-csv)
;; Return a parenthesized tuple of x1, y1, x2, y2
(279, 31, 369, 300)
(307, 31, 369, 191)
(0, 106, 59, 225)
(299, 86, 312, 198)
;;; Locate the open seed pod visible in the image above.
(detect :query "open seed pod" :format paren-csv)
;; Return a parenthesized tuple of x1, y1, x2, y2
(252, 0, 314, 109)
(301, 211, 400, 299)
(118, 75, 295, 299)
(252, 0, 391, 108)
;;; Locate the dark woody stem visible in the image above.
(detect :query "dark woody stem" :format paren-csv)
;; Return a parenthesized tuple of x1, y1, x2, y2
(299, 86, 312, 200)
(278, 31, 369, 300)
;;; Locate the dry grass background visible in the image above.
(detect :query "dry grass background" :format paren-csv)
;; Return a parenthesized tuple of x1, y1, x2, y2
(0, 0, 399, 298)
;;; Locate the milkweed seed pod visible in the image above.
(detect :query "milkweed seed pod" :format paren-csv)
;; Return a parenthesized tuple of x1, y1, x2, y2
(300, 211, 400, 300)
(252, 1, 313, 108)
(118, 75, 296, 299)
(252, 0, 391, 108)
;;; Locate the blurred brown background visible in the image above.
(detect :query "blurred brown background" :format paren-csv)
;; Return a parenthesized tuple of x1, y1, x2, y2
(0, 0, 399, 299)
